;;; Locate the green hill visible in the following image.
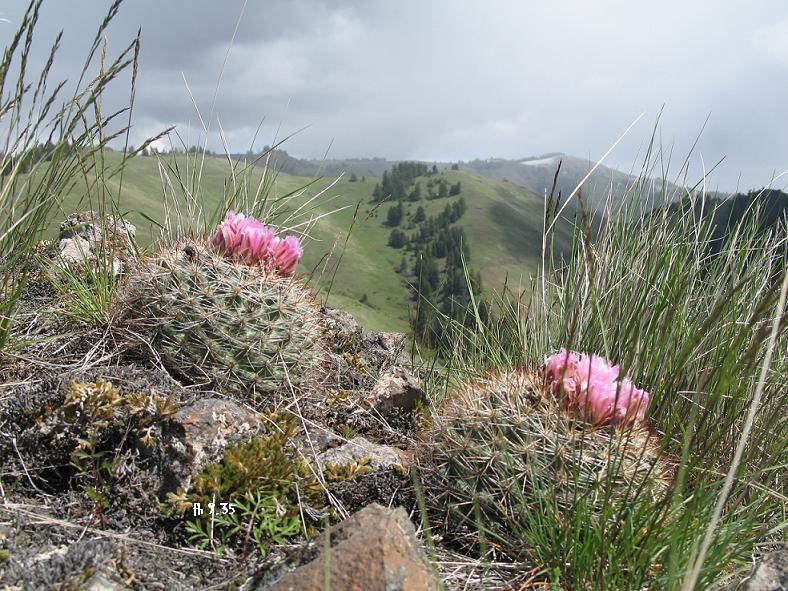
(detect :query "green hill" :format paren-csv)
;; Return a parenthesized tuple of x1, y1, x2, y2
(42, 151, 575, 333)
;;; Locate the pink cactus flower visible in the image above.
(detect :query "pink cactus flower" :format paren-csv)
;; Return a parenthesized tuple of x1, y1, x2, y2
(270, 235, 303, 276)
(544, 348, 581, 400)
(544, 349, 650, 428)
(211, 211, 303, 275)
(238, 225, 275, 265)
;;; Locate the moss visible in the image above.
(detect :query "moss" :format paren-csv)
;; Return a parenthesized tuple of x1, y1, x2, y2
(0, 548, 9, 562)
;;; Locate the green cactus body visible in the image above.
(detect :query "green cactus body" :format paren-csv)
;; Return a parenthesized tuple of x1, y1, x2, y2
(123, 239, 324, 405)
(420, 369, 670, 557)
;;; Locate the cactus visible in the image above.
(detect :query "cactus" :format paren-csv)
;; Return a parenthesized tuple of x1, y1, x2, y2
(122, 238, 324, 405)
(419, 368, 670, 558)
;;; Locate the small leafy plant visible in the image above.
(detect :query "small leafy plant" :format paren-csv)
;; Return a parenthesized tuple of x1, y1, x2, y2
(185, 491, 302, 558)
(171, 412, 327, 557)
(41, 380, 175, 519)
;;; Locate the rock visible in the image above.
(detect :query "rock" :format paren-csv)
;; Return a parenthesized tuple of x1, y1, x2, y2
(324, 307, 363, 346)
(58, 236, 92, 264)
(80, 568, 132, 591)
(372, 331, 406, 356)
(318, 436, 412, 471)
(60, 210, 136, 245)
(731, 546, 788, 591)
(160, 397, 262, 495)
(55, 211, 137, 274)
(323, 307, 411, 392)
(266, 503, 438, 591)
(365, 367, 427, 418)
(360, 331, 408, 373)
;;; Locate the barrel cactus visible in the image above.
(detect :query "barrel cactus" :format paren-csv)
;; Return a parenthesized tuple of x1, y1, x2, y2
(122, 237, 324, 406)
(419, 368, 670, 558)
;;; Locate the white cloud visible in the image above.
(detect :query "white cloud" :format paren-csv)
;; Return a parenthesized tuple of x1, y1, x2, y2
(752, 14, 788, 66)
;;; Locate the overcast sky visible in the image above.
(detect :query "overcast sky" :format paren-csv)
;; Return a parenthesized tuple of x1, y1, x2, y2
(3, 0, 788, 192)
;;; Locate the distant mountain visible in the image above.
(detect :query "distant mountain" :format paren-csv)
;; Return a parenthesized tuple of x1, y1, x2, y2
(457, 153, 709, 210)
(238, 148, 398, 179)
(247, 150, 709, 210)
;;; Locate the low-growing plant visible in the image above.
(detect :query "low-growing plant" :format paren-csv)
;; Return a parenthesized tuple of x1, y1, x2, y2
(40, 379, 175, 519)
(185, 491, 302, 558)
(170, 411, 327, 557)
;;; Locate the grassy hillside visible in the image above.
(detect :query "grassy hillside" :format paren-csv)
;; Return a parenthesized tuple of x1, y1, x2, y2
(42, 151, 575, 333)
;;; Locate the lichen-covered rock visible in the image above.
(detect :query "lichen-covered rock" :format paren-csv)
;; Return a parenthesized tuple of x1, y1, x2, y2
(59, 210, 136, 246)
(55, 210, 136, 273)
(264, 504, 438, 591)
(364, 367, 427, 418)
(318, 436, 412, 472)
(159, 397, 263, 495)
(58, 236, 92, 265)
(323, 307, 409, 392)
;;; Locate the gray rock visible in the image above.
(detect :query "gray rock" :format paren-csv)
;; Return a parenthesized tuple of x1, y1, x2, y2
(265, 503, 438, 591)
(365, 367, 427, 418)
(731, 546, 788, 591)
(58, 236, 93, 264)
(60, 210, 136, 246)
(160, 397, 262, 495)
(372, 331, 406, 356)
(324, 307, 363, 345)
(318, 436, 412, 471)
(56, 211, 136, 275)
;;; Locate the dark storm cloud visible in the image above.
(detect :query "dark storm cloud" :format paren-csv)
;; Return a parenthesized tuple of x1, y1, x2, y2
(2, 0, 788, 191)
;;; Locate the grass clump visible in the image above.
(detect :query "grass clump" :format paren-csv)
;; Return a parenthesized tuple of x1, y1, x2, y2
(0, 0, 149, 351)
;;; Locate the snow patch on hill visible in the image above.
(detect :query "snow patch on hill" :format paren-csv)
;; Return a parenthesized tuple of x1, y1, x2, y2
(520, 156, 559, 167)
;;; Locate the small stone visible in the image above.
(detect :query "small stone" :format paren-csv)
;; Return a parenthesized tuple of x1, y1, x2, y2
(81, 568, 131, 591)
(318, 436, 412, 471)
(733, 546, 788, 591)
(366, 367, 427, 418)
(266, 504, 439, 591)
(58, 236, 93, 264)
(375, 332, 406, 354)
(324, 307, 363, 345)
